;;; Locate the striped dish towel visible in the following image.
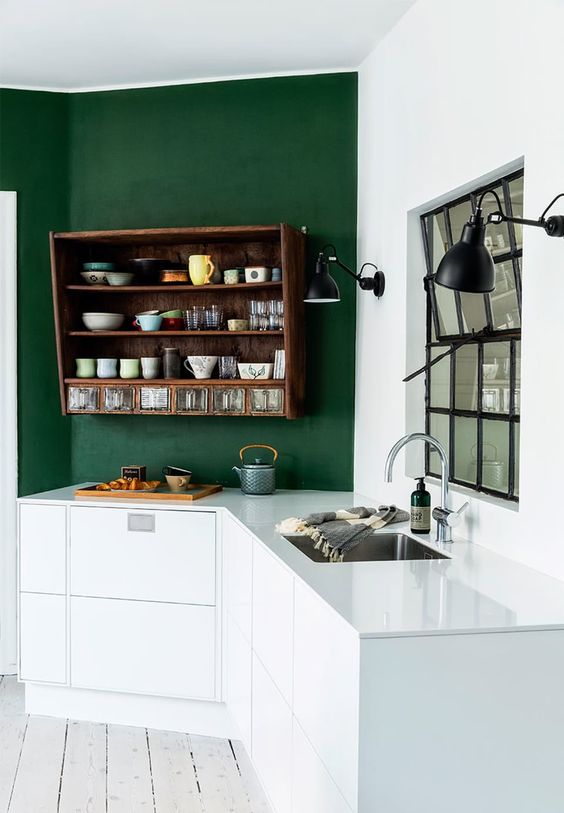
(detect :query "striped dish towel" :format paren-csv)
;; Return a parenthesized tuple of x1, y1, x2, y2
(277, 505, 409, 562)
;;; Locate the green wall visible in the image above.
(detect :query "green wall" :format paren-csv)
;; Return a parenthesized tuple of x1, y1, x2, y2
(0, 90, 72, 495)
(2, 74, 357, 493)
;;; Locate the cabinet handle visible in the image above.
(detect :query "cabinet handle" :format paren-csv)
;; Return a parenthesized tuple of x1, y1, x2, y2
(127, 513, 155, 533)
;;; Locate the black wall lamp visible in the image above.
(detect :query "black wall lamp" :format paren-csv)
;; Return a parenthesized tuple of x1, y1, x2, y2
(304, 244, 385, 303)
(435, 191, 564, 294)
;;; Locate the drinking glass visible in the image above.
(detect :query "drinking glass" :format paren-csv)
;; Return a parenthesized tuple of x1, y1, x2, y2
(219, 356, 238, 379)
(184, 306, 205, 331)
(204, 305, 224, 330)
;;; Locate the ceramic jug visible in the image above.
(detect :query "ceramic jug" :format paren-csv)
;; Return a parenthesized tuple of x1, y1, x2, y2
(232, 444, 278, 495)
(189, 255, 215, 286)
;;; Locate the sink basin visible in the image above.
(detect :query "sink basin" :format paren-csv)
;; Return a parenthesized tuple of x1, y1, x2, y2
(283, 532, 449, 563)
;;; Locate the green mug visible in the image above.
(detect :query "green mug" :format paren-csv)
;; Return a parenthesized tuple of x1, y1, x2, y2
(120, 358, 140, 379)
(76, 358, 96, 378)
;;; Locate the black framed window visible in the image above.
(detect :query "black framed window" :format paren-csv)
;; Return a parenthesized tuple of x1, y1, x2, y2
(421, 169, 523, 501)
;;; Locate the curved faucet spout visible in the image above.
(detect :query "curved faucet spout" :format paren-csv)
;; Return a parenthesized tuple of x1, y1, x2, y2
(384, 432, 451, 543)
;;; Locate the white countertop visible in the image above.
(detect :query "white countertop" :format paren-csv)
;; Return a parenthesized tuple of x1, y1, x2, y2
(19, 485, 564, 638)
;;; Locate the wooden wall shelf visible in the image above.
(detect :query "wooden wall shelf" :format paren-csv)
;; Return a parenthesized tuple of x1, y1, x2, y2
(50, 224, 306, 418)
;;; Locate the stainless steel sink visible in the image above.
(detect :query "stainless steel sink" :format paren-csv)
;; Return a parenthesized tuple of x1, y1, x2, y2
(283, 532, 449, 562)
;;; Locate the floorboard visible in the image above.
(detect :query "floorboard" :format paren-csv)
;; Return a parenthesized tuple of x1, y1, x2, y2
(58, 719, 107, 813)
(0, 678, 28, 813)
(0, 674, 271, 813)
(148, 728, 202, 813)
(8, 714, 67, 813)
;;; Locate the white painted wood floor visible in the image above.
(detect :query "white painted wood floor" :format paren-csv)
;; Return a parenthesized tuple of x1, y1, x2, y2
(0, 675, 271, 813)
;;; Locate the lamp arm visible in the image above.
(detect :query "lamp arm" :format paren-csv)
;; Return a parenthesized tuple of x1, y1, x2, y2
(477, 188, 564, 237)
(321, 245, 362, 281)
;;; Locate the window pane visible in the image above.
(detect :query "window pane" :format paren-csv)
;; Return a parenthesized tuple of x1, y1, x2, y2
(460, 293, 487, 333)
(425, 212, 449, 272)
(433, 281, 460, 336)
(509, 175, 524, 250)
(429, 347, 450, 408)
(448, 199, 473, 245)
(429, 413, 449, 477)
(515, 340, 521, 414)
(455, 344, 478, 411)
(514, 423, 520, 496)
(480, 184, 510, 256)
(454, 416, 477, 484)
(482, 420, 510, 493)
(483, 342, 510, 414)
(489, 261, 520, 329)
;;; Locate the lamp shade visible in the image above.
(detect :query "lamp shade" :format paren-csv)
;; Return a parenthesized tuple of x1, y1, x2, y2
(435, 215, 495, 294)
(304, 253, 340, 302)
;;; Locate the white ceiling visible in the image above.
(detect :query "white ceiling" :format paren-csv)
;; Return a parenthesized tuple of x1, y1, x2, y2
(0, 0, 416, 92)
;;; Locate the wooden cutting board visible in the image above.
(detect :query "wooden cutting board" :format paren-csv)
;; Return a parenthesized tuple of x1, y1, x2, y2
(75, 483, 223, 501)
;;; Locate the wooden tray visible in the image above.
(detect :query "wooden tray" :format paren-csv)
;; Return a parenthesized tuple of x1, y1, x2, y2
(75, 483, 223, 501)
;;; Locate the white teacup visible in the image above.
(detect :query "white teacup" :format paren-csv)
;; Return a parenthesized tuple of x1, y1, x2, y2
(141, 357, 161, 379)
(184, 355, 218, 379)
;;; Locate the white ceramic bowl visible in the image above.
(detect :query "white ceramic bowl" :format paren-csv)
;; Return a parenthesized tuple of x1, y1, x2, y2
(238, 362, 274, 380)
(80, 271, 108, 285)
(106, 272, 135, 286)
(82, 312, 125, 331)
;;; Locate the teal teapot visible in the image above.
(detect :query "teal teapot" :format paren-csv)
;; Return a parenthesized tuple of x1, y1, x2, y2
(232, 444, 278, 495)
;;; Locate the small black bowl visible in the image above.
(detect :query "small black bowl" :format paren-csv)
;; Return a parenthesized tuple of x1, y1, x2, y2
(127, 258, 183, 283)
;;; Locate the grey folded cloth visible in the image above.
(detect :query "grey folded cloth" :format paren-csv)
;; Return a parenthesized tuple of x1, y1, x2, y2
(277, 505, 410, 562)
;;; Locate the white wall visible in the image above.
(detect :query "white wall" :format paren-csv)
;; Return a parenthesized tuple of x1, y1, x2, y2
(0, 191, 18, 674)
(355, 0, 564, 579)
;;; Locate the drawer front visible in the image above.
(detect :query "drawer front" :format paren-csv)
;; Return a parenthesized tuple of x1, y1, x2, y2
(71, 596, 216, 700)
(70, 506, 215, 604)
(20, 504, 66, 594)
(292, 719, 353, 813)
(293, 581, 359, 810)
(252, 541, 294, 704)
(224, 515, 252, 642)
(20, 593, 66, 684)
(252, 653, 292, 813)
(226, 613, 252, 753)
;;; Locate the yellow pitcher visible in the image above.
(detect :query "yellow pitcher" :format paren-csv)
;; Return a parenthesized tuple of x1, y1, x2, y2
(189, 254, 215, 286)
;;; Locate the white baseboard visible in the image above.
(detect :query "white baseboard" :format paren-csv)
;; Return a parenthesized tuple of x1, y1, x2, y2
(24, 682, 235, 737)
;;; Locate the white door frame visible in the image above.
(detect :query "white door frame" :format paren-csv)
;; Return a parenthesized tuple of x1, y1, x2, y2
(0, 192, 18, 674)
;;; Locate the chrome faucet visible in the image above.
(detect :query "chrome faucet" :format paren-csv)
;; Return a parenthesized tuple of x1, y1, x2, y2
(384, 432, 468, 544)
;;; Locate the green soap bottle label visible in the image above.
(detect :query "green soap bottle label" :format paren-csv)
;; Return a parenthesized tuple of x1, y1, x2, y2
(410, 506, 431, 532)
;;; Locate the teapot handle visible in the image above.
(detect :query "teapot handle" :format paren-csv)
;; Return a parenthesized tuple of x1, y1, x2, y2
(239, 444, 278, 462)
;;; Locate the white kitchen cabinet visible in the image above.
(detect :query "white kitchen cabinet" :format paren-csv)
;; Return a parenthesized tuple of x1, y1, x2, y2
(292, 718, 352, 813)
(71, 596, 216, 700)
(224, 514, 253, 642)
(226, 612, 252, 752)
(293, 581, 360, 810)
(252, 653, 293, 813)
(70, 506, 215, 605)
(252, 541, 293, 704)
(19, 593, 66, 684)
(19, 503, 66, 594)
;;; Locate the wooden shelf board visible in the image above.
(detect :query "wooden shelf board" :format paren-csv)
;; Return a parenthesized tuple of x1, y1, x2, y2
(52, 225, 282, 244)
(66, 281, 283, 293)
(67, 330, 284, 337)
(65, 378, 285, 386)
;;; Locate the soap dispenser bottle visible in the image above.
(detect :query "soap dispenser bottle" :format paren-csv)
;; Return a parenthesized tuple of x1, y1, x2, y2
(410, 478, 431, 534)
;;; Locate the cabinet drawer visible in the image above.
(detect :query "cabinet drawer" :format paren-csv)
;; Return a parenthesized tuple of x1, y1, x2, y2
(224, 515, 252, 642)
(292, 719, 353, 813)
(71, 597, 216, 700)
(252, 653, 292, 813)
(20, 504, 66, 594)
(252, 541, 294, 704)
(70, 506, 215, 604)
(293, 581, 359, 810)
(226, 613, 252, 752)
(20, 593, 66, 684)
